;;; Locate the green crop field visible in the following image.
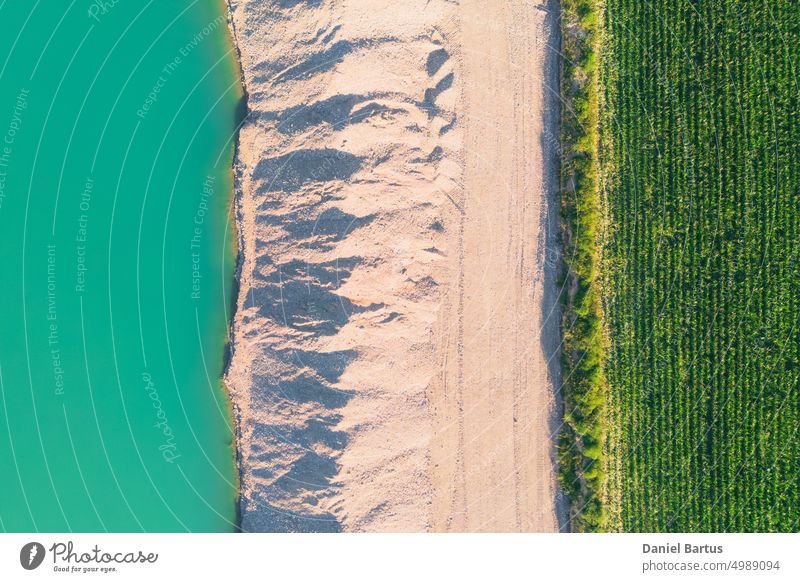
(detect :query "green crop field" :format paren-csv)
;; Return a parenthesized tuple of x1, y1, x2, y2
(560, 0, 799, 531)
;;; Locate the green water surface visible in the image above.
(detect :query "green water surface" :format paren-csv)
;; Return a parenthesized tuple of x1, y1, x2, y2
(0, 0, 242, 531)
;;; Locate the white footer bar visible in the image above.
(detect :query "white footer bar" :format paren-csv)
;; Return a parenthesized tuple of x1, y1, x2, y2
(1, 533, 797, 581)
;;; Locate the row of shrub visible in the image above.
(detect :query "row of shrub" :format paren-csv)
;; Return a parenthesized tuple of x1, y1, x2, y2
(557, 0, 608, 532)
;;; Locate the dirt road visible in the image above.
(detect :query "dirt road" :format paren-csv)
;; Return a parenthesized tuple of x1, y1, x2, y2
(430, 0, 565, 532)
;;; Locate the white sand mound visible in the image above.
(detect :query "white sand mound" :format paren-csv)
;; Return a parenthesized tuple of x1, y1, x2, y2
(225, 0, 565, 532)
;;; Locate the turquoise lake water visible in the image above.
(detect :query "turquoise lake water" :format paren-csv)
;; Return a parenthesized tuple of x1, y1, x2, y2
(0, 1, 242, 531)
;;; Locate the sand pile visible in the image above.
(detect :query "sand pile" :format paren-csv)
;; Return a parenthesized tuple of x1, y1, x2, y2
(225, 0, 564, 532)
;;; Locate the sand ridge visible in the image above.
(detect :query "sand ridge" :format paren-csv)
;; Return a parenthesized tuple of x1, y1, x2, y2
(225, 0, 565, 532)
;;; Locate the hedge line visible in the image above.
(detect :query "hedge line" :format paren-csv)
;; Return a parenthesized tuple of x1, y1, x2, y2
(557, 0, 608, 532)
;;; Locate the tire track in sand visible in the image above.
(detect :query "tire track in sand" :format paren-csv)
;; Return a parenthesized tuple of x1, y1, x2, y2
(430, 0, 566, 532)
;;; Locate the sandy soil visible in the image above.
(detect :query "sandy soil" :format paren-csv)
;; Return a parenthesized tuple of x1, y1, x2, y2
(224, 0, 565, 532)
